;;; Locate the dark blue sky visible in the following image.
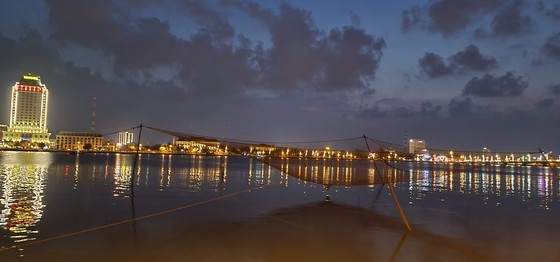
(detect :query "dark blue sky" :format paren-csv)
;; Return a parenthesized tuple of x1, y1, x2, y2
(0, 0, 559, 152)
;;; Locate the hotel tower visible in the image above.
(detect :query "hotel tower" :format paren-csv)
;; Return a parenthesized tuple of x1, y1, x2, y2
(2, 74, 50, 143)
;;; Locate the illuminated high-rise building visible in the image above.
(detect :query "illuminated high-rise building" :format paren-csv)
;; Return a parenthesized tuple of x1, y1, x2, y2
(408, 139, 426, 154)
(118, 131, 134, 145)
(2, 74, 50, 143)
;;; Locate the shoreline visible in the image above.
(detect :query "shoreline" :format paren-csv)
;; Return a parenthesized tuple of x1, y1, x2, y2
(0, 148, 556, 167)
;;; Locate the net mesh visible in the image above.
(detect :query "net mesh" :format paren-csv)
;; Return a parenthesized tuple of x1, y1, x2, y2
(103, 125, 555, 186)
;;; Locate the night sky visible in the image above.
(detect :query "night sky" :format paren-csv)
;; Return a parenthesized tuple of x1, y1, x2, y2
(0, 0, 559, 152)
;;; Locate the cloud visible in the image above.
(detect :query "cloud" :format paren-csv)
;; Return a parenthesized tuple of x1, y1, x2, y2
(401, 5, 423, 32)
(357, 100, 443, 120)
(176, 31, 259, 98)
(462, 71, 528, 97)
(419, 45, 498, 78)
(47, 0, 262, 98)
(401, 0, 505, 37)
(0, 29, 128, 132)
(539, 2, 560, 20)
(550, 84, 560, 95)
(391, 106, 415, 118)
(179, 0, 235, 41)
(420, 101, 442, 117)
(45, 0, 386, 98)
(418, 52, 453, 78)
(449, 45, 499, 72)
(357, 105, 388, 119)
(448, 97, 474, 118)
(534, 98, 554, 109)
(0, 29, 62, 73)
(475, 0, 532, 38)
(542, 32, 560, 61)
(232, 2, 386, 91)
(47, 0, 187, 70)
(319, 26, 386, 90)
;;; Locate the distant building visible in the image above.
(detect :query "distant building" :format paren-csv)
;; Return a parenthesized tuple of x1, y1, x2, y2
(56, 131, 103, 150)
(118, 131, 134, 145)
(408, 139, 427, 154)
(173, 136, 220, 153)
(250, 144, 276, 156)
(2, 74, 50, 143)
(103, 140, 117, 151)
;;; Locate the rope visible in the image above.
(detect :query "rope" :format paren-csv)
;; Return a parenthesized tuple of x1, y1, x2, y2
(364, 142, 412, 231)
(144, 125, 362, 145)
(100, 125, 543, 156)
(102, 125, 141, 137)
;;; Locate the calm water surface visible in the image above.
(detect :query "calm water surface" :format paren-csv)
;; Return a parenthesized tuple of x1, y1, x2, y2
(0, 151, 559, 261)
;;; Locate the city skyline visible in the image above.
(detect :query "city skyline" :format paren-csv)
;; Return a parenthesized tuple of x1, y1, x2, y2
(0, 1, 559, 152)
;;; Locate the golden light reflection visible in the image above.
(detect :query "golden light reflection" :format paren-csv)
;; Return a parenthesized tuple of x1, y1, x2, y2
(0, 152, 52, 245)
(113, 153, 132, 197)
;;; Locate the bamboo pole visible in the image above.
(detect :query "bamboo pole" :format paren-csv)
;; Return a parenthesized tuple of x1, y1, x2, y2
(380, 152, 412, 232)
(364, 135, 385, 183)
(131, 124, 143, 197)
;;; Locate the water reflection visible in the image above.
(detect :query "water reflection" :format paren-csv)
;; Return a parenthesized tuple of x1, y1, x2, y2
(0, 152, 559, 260)
(0, 152, 52, 245)
(401, 163, 559, 206)
(263, 158, 392, 186)
(262, 157, 560, 207)
(113, 153, 133, 197)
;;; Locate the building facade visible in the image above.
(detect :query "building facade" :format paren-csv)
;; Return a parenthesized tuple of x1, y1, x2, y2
(173, 136, 221, 154)
(2, 74, 50, 143)
(55, 132, 103, 151)
(408, 139, 427, 154)
(118, 131, 134, 145)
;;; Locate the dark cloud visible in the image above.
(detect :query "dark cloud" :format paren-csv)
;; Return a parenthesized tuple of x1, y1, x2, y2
(357, 106, 388, 119)
(550, 84, 560, 95)
(420, 101, 442, 117)
(475, 0, 532, 38)
(462, 71, 528, 97)
(0, 29, 61, 73)
(449, 45, 499, 72)
(233, 2, 386, 91)
(0, 29, 117, 132)
(320, 26, 385, 90)
(448, 97, 474, 118)
(401, 0, 504, 37)
(391, 106, 415, 118)
(419, 45, 498, 78)
(418, 52, 453, 78)
(358, 101, 443, 120)
(223, 0, 276, 26)
(46, 0, 248, 99)
(539, 2, 560, 20)
(123, 0, 164, 7)
(47, 0, 187, 70)
(542, 32, 560, 61)
(177, 32, 258, 97)
(401, 5, 423, 32)
(534, 98, 554, 109)
(489, 0, 531, 37)
(45, 0, 385, 98)
(179, 0, 235, 41)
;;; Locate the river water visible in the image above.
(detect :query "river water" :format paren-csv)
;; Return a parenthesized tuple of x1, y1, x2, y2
(0, 151, 558, 261)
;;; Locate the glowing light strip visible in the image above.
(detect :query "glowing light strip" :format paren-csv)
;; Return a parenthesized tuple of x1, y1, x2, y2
(10, 85, 17, 128)
(23, 75, 39, 81)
